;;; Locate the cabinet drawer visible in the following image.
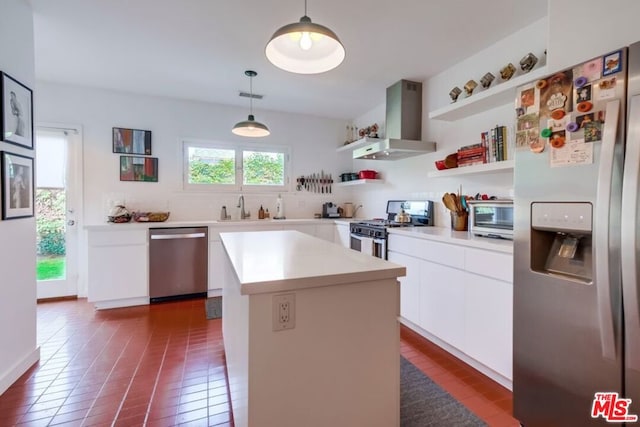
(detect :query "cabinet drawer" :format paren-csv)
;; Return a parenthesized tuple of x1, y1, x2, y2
(464, 247, 513, 282)
(88, 230, 147, 247)
(388, 234, 464, 269)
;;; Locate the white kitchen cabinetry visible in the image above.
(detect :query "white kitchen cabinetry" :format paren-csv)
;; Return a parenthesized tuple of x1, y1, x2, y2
(387, 251, 420, 325)
(464, 272, 513, 379)
(419, 261, 466, 351)
(87, 229, 148, 309)
(388, 233, 513, 388)
(334, 222, 350, 248)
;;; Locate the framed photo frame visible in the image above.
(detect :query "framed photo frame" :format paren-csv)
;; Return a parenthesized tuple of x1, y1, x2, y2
(120, 155, 158, 182)
(1, 151, 34, 219)
(1, 72, 34, 149)
(113, 127, 152, 155)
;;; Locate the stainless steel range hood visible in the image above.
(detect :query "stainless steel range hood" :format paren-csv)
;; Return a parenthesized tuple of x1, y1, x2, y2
(353, 79, 436, 160)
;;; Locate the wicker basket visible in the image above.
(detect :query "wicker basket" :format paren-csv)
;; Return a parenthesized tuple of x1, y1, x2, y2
(108, 214, 132, 223)
(132, 211, 170, 222)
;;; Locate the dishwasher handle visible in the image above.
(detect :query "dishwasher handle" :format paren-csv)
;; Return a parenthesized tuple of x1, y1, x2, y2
(150, 232, 206, 240)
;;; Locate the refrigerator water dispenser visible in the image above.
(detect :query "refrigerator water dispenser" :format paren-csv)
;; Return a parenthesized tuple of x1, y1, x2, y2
(530, 202, 593, 283)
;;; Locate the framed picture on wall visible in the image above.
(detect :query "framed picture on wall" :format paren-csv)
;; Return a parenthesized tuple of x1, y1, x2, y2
(1, 72, 34, 149)
(113, 127, 152, 155)
(120, 155, 158, 182)
(1, 151, 34, 219)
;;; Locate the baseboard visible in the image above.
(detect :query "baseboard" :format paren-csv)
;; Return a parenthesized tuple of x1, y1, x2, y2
(93, 297, 149, 310)
(399, 318, 513, 391)
(207, 288, 222, 298)
(37, 295, 78, 304)
(0, 347, 40, 395)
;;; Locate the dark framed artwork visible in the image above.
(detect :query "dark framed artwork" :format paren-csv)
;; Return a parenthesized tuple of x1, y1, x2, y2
(112, 127, 152, 155)
(1, 151, 34, 219)
(1, 72, 34, 149)
(120, 156, 158, 182)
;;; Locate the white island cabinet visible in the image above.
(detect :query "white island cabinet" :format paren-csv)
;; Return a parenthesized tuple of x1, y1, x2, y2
(220, 230, 404, 427)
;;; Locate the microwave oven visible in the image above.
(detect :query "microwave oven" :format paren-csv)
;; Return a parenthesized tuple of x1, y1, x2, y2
(468, 200, 514, 239)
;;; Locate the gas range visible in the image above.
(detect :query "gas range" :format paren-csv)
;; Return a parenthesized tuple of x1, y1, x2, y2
(350, 219, 420, 239)
(349, 200, 434, 258)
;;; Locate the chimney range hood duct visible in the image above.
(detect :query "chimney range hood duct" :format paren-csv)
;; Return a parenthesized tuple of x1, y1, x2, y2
(353, 80, 436, 160)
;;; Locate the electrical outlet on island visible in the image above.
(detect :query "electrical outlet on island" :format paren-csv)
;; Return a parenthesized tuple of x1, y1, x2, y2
(272, 293, 296, 331)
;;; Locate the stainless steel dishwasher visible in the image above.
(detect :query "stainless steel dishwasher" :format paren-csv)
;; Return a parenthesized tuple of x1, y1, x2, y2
(149, 227, 208, 302)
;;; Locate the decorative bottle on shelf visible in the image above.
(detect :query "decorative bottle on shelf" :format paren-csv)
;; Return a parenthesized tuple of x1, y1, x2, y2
(258, 205, 265, 219)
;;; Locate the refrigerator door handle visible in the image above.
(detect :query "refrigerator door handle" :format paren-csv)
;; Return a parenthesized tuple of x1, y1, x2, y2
(595, 99, 620, 360)
(621, 95, 640, 371)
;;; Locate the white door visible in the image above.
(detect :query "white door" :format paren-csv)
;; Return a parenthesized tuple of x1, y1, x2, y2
(35, 127, 81, 299)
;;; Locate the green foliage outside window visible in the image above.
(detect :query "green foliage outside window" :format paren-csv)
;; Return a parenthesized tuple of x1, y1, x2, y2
(36, 188, 66, 256)
(243, 151, 284, 185)
(189, 159, 235, 184)
(187, 147, 285, 186)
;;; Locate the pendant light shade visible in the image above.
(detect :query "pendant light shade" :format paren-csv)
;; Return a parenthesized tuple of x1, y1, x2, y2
(232, 70, 270, 138)
(265, 1, 345, 74)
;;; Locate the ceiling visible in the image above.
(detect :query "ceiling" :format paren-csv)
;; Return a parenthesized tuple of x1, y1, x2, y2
(29, 0, 548, 120)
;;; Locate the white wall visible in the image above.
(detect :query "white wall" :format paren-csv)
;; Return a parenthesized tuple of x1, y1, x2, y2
(35, 82, 354, 225)
(547, 0, 640, 72)
(0, 0, 39, 395)
(351, 18, 548, 226)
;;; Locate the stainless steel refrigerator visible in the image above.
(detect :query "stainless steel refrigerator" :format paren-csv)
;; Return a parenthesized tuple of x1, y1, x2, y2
(514, 43, 640, 425)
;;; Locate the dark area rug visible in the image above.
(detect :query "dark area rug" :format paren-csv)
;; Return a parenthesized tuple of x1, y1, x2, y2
(401, 357, 487, 427)
(205, 296, 222, 319)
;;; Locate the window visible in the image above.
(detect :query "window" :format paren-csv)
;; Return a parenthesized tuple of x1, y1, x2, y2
(183, 141, 289, 191)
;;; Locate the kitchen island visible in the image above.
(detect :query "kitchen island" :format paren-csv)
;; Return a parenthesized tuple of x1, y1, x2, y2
(220, 230, 405, 427)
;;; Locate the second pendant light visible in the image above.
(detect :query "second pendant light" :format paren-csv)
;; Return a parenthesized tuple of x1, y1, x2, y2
(232, 70, 270, 138)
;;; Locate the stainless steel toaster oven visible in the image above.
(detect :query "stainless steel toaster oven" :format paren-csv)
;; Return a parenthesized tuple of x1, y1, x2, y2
(468, 200, 514, 239)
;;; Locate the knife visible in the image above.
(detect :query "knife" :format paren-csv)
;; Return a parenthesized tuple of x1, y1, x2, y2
(321, 170, 325, 193)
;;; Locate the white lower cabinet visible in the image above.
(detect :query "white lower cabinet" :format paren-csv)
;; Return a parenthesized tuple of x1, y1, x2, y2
(419, 261, 466, 352)
(87, 230, 148, 307)
(387, 251, 420, 325)
(388, 233, 513, 385)
(334, 223, 350, 248)
(208, 239, 225, 294)
(464, 272, 513, 379)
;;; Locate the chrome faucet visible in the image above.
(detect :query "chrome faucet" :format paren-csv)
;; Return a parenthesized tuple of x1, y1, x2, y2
(237, 195, 250, 219)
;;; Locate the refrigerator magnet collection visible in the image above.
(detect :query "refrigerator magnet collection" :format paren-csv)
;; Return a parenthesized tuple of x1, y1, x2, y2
(513, 43, 640, 426)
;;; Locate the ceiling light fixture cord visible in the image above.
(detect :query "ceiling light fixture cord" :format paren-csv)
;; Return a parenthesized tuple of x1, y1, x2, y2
(249, 74, 253, 114)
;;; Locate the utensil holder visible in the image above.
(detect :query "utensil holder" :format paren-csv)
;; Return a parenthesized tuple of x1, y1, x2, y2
(450, 211, 468, 231)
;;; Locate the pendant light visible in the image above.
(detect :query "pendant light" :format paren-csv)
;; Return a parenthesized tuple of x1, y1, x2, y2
(232, 70, 270, 138)
(265, 0, 345, 74)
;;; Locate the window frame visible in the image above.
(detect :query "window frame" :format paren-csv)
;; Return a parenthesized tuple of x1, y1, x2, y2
(182, 140, 290, 192)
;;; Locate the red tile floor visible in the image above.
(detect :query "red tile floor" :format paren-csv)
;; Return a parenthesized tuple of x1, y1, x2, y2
(0, 298, 519, 426)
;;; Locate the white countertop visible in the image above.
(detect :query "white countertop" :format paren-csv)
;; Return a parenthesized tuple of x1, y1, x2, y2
(220, 230, 406, 295)
(388, 226, 513, 254)
(84, 218, 341, 231)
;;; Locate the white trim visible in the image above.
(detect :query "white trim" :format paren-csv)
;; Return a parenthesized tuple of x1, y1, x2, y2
(0, 347, 40, 395)
(93, 297, 150, 310)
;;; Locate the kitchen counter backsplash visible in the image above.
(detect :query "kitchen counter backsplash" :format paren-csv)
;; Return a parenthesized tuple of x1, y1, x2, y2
(99, 192, 365, 225)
